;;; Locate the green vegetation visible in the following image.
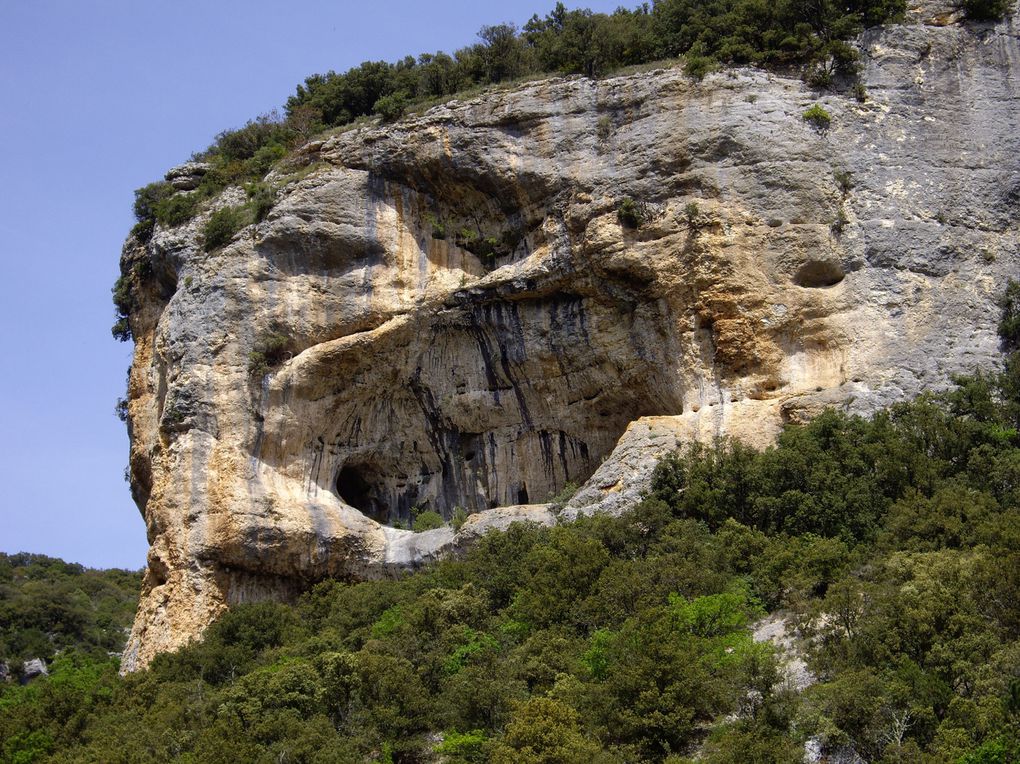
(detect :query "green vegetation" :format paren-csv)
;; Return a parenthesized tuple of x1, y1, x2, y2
(0, 553, 140, 673)
(248, 332, 292, 378)
(617, 196, 645, 229)
(803, 102, 832, 128)
(425, 212, 447, 240)
(115, 0, 922, 343)
(412, 507, 446, 532)
(31, 280, 1014, 758)
(549, 480, 580, 506)
(451, 506, 472, 531)
(124, 0, 912, 240)
(962, 0, 1012, 21)
(202, 205, 249, 252)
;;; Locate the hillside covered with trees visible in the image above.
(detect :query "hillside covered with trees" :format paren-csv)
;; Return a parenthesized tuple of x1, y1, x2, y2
(0, 554, 141, 676)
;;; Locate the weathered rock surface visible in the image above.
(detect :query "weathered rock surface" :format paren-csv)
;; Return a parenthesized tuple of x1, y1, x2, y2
(118, 5, 1020, 671)
(20, 658, 48, 684)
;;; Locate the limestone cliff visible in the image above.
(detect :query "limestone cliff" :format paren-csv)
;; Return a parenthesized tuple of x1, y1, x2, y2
(118, 3, 1020, 671)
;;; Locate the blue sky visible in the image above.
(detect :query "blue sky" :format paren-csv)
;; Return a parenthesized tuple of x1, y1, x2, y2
(0, 0, 626, 569)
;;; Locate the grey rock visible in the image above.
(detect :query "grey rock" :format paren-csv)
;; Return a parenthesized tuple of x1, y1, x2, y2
(164, 161, 210, 191)
(21, 658, 48, 683)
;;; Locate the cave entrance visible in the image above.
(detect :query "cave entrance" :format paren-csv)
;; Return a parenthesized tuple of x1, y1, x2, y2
(337, 465, 384, 522)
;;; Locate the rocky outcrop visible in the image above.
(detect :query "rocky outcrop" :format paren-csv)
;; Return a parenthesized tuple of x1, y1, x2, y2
(20, 658, 48, 684)
(118, 4, 1020, 671)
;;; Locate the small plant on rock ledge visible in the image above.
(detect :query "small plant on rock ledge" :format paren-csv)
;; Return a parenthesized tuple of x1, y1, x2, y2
(248, 332, 292, 378)
(618, 197, 645, 229)
(549, 481, 579, 508)
(245, 182, 276, 223)
(411, 506, 445, 532)
(203, 205, 250, 252)
(833, 169, 853, 195)
(684, 201, 702, 230)
(451, 506, 471, 531)
(830, 206, 850, 234)
(803, 103, 832, 129)
(425, 212, 446, 240)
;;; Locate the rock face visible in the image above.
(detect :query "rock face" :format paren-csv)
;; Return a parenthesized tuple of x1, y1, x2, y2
(118, 5, 1020, 671)
(20, 658, 48, 684)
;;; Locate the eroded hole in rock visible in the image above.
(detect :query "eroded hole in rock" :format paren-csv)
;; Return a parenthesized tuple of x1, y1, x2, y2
(794, 260, 845, 288)
(336, 465, 387, 524)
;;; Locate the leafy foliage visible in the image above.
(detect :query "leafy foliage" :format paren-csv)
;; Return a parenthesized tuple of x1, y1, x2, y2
(0, 553, 140, 670)
(617, 197, 645, 229)
(202, 205, 249, 251)
(961, 0, 1012, 21)
(8, 339, 1020, 762)
(412, 508, 446, 532)
(803, 103, 832, 128)
(247, 332, 292, 378)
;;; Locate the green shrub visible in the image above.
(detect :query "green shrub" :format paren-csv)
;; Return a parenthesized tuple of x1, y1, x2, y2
(248, 332, 292, 377)
(451, 506, 470, 531)
(111, 317, 131, 342)
(617, 197, 645, 229)
(803, 103, 832, 129)
(833, 169, 853, 195)
(246, 182, 276, 222)
(249, 144, 287, 177)
(961, 0, 1011, 20)
(412, 508, 445, 532)
(373, 91, 409, 121)
(132, 181, 172, 229)
(154, 192, 202, 227)
(999, 279, 1020, 352)
(685, 53, 715, 80)
(549, 481, 579, 506)
(425, 213, 446, 240)
(109, 259, 154, 341)
(831, 206, 850, 233)
(203, 205, 249, 251)
(211, 113, 295, 164)
(685, 200, 701, 228)
(435, 729, 487, 761)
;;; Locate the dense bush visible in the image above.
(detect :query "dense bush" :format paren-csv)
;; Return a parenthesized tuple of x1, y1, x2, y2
(0, 553, 140, 669)
(617, 196, 645, 229)
(961, 0, 1012, 20)
(202, 205, 250, 251)
(247, 332, 292, 378)
(412, 508, 446, 532)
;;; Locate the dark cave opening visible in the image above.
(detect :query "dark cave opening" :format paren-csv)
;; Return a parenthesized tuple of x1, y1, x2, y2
(336, 465, 385, 523)
(794, 260, 845, 288)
